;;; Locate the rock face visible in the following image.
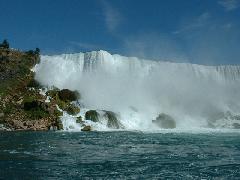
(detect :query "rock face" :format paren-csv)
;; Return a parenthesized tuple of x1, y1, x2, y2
(85, 110, 99, 122)
(0, 47, 63, 131)
(2, 90, 64, 131)
(152, 113, 176, 129)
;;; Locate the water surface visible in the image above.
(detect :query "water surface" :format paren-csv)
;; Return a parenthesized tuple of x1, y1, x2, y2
(0, 131, 240, 179)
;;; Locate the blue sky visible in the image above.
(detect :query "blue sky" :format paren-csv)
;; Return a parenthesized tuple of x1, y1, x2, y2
(0, 0, 240, 65)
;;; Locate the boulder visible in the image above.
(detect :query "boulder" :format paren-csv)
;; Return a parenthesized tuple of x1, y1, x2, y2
(58, 89, 80, 102)
(233, 123, 240, 129)
(85, 110, 99, 122)
(65, 104, 80, 115)
(81, 125, 91, 131)
(153, 113, 176, 129)
(12, 120, 27, 130)
(0, 124, 10, 131)
(103, 111, 122, 129)
(55, 119, 63, 130)
(24, 119, 43, 130)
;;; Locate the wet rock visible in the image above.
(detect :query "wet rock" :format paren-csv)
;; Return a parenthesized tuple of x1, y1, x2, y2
(85, 110, 99, 122)
(29, 119, 50, 130)
(153, 113, 176, 129)
(49, 126, 58, 131)
(0, 124, 10, 131)
(103, 111, 122, 129)
(65, 104, 80, 115)
(233, 123, 240, 129)
(76, 116, 83, 123)
(55, 119, 63, 130)
(58, 89, 80, 102)
(81, 125, 91, 131)
(12, 120, 27, 130)
(47, 88, 81, 116)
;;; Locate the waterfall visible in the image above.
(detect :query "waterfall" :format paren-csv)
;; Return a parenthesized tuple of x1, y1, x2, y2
(34, 50, 240, 131)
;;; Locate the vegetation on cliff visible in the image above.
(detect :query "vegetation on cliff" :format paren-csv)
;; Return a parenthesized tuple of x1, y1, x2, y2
(46, 88, 80, 115)
(0, 40, 63, 130)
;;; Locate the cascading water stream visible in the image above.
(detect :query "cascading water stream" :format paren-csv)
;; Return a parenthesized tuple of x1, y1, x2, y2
(34, 50, 240, 131)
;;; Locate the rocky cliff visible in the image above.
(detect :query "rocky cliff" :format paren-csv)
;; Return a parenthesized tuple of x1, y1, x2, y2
(0, 46, 63, 131)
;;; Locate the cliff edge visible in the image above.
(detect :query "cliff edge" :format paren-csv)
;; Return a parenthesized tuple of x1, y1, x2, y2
(0, 41, 63, 131)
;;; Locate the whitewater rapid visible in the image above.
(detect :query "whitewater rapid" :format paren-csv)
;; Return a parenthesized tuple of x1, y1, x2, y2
(34, 50, 240, 131)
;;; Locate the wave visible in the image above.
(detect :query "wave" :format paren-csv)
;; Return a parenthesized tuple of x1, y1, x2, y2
(34, 50, 240, 131)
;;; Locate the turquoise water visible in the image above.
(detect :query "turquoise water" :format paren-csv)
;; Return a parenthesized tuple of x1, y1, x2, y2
(0, 131, 240, 179)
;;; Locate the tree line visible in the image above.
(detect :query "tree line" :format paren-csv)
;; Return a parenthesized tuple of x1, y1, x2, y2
(0, 39, 40, 55)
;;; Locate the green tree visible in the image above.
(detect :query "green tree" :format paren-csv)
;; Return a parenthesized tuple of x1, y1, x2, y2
(35, 48, 40, 55)
(0, 39, 9, 49)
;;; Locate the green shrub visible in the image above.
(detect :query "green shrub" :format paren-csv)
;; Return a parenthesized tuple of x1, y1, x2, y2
(27, 79, 42, 88)
(58, 89, 80, 102)
(76, 116, 82, 123)
(65, 104, 80, 115)
(0, 39, 9, 49)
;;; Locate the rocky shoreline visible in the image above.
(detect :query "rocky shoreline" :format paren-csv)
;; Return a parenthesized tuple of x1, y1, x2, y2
(0, 43, 64, 131)
(0, 42, 124, 131)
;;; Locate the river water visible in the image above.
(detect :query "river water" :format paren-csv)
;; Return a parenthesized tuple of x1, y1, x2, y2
(0, 131, 240, 179)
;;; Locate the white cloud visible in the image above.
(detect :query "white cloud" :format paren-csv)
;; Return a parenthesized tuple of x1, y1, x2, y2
(173, 12, 211, 34)
(222, 23, 233, 29)
(69, 41, 101, 50)
(218, 0, 240, 11)
(101, 0, 122, 32)
(123, 33, 187, 62)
